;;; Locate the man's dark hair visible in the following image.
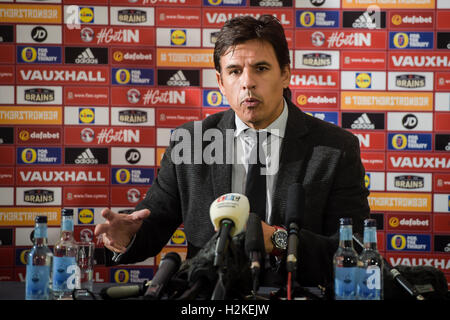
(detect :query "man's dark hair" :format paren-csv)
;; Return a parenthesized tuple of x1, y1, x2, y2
(214, 15, 291, 100)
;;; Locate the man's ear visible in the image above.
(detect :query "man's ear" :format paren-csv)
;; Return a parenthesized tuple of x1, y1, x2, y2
(216, 70, 225, 95)
(281, 64, 291, 89)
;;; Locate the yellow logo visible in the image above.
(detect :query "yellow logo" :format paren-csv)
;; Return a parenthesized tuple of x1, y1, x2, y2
(170, 30, 187, 46)
(393, 32, 409, 49)
(114, 269, 130, 283)
(299, 11, 315, 28)
(391, 15, 402, 26)
(115, 69, 131, 84)
(297, 95, 307, 105)
(79, 108, 95, 124)
(79, 7, 94, 24)
(171, 229, 186, 245)
(113, 51, 124, 62)
(389, 217, 400, 228)
(115, 169, 131, 184)
(355, 73, 372, 89)
(21, 47, 37, 63)
(19, 130, 30, 141)
(391, 134, 407, 150)
(20, 249, 31, 265)
(391, 235, 407, 250)
(78, 209, 94, 224)
(364, 174, 370, 189)
(207, 0, 222, 5)
(206, 90, 223, 107)
(21, 148, 37, 164)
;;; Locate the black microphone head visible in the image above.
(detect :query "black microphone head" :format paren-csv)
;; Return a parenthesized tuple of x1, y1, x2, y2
(285, 183, 305, 229)
(245, 212, 265, 257)
(160, 251, 182, 269)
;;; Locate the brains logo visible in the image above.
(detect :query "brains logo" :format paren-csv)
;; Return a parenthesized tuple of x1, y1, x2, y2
(79, 7, 95, 24)
(299, 11, 315, 28)
(21, 148, 37, 164)
(79, 108, 95, 124)
(170, 30, 187, 46)
(391, 235, 407, 250)
(206, 90, 223, 107)
(114, 269, 130, 284)
(78, 208, 94, 225)
(115, 169, 131, 184)
(115, 69, 131, 85)
(393, 33, 409, 49)
(391, 134, 408, 150)
(389, 217, 400, 228)
(355, 73, 372, 89)
(21, 47, 38, 63)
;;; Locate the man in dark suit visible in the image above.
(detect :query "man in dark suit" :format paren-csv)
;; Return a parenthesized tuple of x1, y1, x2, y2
(95, 15, 370, 290)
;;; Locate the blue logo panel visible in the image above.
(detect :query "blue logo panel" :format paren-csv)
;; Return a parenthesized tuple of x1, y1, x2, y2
(202, 89, 230, 107)
(17, 46, 62, 64)
(111, 168, 154, 185)
(305, 111, 338, 125)
(387, 133, 432, 151)
(387, 233, 431, 252)
(112, 68, 154, 85)
(17, 147, 62, 165)
(389, 32, 434, 49)
(296, 10, 340, 28)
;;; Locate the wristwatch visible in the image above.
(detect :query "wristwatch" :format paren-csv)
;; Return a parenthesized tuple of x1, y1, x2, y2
(271, 226, 287, 256)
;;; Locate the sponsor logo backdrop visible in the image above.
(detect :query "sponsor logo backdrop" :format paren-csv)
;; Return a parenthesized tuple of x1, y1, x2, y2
(0, 0, 449, 287)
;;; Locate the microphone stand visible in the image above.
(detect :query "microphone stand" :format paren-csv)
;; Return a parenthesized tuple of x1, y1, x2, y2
(211, 219, 233, 300)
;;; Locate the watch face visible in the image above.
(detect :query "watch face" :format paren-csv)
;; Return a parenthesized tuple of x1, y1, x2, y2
(273, 230, 287, 249)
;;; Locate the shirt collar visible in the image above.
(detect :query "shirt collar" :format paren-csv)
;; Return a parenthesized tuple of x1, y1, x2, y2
(234, 99, 288, 138)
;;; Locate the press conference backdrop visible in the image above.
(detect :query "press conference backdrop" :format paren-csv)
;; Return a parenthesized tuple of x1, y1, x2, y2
(0, 0, 449, 289)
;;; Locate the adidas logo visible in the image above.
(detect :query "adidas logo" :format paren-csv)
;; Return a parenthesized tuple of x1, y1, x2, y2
(167, 70, 190, 86)
(75, 48, 98, 64)
(352, 10, 379, 29)
(351, 113, 375, 130)
(75, 148, 98, 164)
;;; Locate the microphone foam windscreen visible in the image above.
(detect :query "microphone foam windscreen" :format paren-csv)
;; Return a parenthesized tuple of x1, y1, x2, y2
(285, 183, 305, 228)
(245, 212, 265, 256)
(210, 193, 250, 236)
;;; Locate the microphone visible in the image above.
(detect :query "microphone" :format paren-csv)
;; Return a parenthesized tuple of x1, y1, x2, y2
(285, 183, 305, 275)
(210, 193, 250, 268)
(245, 212, 265, 295)
(100, 282, 148, 300)
(352, 234, 425, 300)
(143, 252, 182, 300)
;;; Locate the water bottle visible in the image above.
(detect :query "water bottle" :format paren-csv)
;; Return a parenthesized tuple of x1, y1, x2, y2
(52, 209, 78, 299)
(357, 219, 383, 300)
(333, 217, 358, 300)
(25, 215, 53, 300)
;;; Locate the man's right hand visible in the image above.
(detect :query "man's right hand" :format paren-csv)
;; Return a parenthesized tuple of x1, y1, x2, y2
(94, 208, 151, 254)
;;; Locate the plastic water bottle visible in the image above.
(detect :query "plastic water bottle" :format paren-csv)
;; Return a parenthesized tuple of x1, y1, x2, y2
(52, 209, 78, 299)
(357, 219, 383, 300)
(25, 215, 53, 300)
(333, 218, 358, 300)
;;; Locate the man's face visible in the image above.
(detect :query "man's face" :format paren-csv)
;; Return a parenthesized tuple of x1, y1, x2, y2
(216, 39, 291, 130)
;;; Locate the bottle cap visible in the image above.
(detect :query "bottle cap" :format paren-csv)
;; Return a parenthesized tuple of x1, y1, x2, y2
(35, 215, 47, 223)
(339, 217, 352, 225)
(364, 219, 377, 228)
(62, 208, 74, 216)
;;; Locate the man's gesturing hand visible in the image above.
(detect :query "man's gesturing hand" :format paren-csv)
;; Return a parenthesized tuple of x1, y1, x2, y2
(94, 208, 150, 254)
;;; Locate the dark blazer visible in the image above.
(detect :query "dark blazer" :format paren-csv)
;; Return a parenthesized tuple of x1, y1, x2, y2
(113, 100, 370, 287)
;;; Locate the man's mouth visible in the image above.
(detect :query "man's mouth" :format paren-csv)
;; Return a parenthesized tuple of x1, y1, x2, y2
(241, 97, 260, 107)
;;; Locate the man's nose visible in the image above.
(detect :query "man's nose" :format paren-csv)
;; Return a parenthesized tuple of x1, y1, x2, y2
(241, 68, 256, 90)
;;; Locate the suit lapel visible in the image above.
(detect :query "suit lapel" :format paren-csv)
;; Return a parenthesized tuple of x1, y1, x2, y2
(270, 102, 311, 226)
(211, 109, 235, 199)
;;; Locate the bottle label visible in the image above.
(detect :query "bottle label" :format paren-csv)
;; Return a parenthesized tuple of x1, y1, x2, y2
(62, 218, 74, 232)
(35, 224, 47, 239)
(334, 267, 357, 300)
(52, 256, 77, 292)
(339, 226, 352, 241)
(358, 266, 381, 300)
(26, 265, 51, 299)
(364, 228, 377, 244)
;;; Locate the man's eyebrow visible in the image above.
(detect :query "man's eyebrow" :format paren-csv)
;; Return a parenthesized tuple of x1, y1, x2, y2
(224, 61, 272, 70)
